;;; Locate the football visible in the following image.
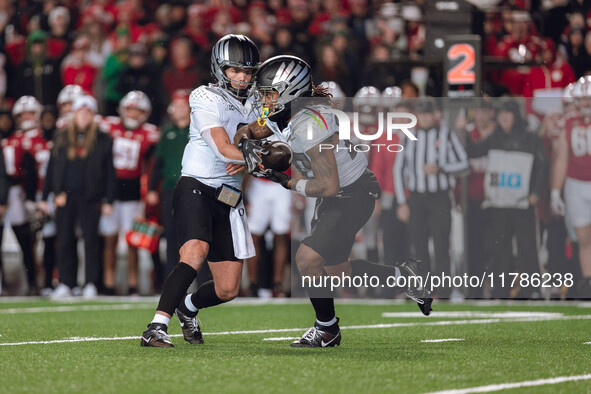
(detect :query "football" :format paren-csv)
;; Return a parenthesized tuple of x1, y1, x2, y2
(261, 141, 292, 172)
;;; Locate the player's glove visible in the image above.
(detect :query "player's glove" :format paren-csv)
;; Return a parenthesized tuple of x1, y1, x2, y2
(253, 169, 291, 189)
(550, 189, 565, 216)
(238, 137, 267, 174)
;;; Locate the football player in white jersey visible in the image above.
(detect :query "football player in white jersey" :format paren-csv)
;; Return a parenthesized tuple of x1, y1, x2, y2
(235, 56, 432, 348)
(141, 34, 260, 347)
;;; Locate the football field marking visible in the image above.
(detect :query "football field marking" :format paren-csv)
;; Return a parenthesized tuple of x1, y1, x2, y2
(2, 314, 591, 347)
(584, 341, 591, 345)
(382, 311, 562, 319)
(0, 304, 155, 314)
(421, 338, 464, 343)
(262, 337, 300, 341)
(424, 373, 591, 394)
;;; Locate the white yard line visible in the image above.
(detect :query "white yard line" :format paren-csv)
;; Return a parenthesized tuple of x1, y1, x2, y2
(262, 337, 300, 341)
(0, 304, 155, 314)
(421, 338, 464, 343)
(2, 314, 591, 347)
(584, 342, 591, 345)
(424, 373, 591, 394)
(382, 311, 563, 319)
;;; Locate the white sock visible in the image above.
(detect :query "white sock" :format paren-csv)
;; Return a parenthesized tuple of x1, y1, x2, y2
(185, 294, 198, 313)
(152, 313, 170, 327)
(316, 317, 337, 327)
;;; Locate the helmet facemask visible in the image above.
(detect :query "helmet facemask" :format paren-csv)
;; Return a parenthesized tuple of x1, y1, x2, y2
(254, 83, 286, 123)
(211, 35, 260, 99)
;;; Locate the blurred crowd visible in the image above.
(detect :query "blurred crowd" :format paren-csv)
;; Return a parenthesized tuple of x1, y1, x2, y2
(2, 0, 591, 110)
(0, 0, 590, 299)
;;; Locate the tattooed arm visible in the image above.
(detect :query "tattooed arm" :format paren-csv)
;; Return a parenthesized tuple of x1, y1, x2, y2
(297, 134, 340, 197)
(233, 120, 274, 146)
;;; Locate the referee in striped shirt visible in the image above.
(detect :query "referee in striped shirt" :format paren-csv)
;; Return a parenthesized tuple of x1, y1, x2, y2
(394, 98, 468, 297)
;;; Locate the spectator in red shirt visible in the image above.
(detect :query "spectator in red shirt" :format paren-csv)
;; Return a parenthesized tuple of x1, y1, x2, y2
(61, 36, 98, 94)
(78, 2, 115, 33)
(108, 2, 146, 45)
(496, 10, 541, 95)
(523, 38, 575, 98)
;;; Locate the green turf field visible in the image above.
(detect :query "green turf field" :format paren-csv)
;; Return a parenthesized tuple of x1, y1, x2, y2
(0, 298, 590, 393)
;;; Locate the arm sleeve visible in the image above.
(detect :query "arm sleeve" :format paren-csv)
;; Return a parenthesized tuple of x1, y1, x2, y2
(189, 89, 224, 133)
(189, 88, 244, 164)
(439, 127, 469, 174)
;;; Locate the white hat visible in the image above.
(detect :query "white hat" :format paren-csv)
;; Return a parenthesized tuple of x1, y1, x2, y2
(72, 95, 98, 113)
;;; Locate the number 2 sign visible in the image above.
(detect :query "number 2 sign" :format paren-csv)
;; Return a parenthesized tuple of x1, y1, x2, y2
(443, 35, 481, 100)
(447, 43, 476, 84)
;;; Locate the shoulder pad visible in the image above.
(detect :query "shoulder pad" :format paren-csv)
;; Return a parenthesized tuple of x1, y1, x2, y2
(190, 85, 226, 105)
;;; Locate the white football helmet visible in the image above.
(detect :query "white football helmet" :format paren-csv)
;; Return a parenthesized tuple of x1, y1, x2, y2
(319, 81, 345, 98)
(382, 86, 402, 110)
(12, 95, 42, 131)
(353, 86, 382, 108)
(57, 84, 84, 106)
(353, 86, 382, 125)
(119, 90, 151, 130)
(573, 76, 591, 116)
(563, 82, 575, 104)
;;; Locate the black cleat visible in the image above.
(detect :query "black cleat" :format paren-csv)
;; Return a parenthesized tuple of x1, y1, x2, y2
(290, 319, 341, 348)
(140, 323, 174, 347)
(176, 308, 204, 344)
(397, 258, 434, 316)
(417, 297, 433, 316)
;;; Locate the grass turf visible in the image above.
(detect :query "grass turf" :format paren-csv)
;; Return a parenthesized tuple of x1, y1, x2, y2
(0, 299, 590, 393)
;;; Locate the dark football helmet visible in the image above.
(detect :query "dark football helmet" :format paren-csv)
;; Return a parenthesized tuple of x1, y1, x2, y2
(254, 55, 313, 122)
(211, 34, 260, 99)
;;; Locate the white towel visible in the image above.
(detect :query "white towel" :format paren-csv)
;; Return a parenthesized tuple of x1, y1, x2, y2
(229, 200, 255, 259)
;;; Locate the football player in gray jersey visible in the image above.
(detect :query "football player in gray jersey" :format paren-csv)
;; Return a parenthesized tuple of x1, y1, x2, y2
(235, 56, 432, 348)
(141, 34, 260, 348)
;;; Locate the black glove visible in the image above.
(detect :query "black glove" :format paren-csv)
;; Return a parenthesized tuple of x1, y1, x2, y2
(253, 169, 291, 189)
(238, 137, 267, 174)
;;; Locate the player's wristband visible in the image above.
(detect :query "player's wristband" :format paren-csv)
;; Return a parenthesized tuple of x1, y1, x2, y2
(550, 189, 561, 200)
(295, 180, 308, 196)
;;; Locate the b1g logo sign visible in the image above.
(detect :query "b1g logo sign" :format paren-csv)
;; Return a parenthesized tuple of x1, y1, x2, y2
(305, 108, 417, 153)
(489, 172, 522, 189)
(482, 150, 533, 210)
